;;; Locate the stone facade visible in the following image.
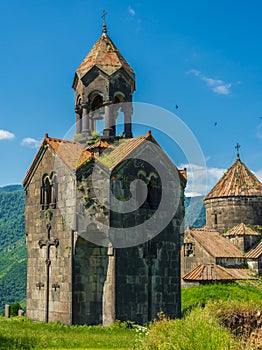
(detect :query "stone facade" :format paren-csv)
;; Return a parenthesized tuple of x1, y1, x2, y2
(205, 196, 262, 233)
(25, 146, 74, 324)
(24, 25, 186, 325)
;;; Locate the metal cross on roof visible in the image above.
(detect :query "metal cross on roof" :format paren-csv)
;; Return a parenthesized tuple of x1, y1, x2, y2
(235, 142, 241, 159)
(101, 10, 108, 24)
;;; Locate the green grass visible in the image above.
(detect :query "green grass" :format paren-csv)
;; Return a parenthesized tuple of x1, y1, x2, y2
(0, 318, 137, 349)
(136, 308, 241, 350)
(0, 281, 261, 349)
(182, 281, 262, 315)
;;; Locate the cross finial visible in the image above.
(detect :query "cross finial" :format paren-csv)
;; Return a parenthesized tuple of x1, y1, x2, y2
(101, 10, 108, 34)
(235, 142, 241, 159)
(101, 10, 107, 24)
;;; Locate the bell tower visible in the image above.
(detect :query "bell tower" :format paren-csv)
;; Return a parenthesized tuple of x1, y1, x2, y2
(72, 23, 135, 141)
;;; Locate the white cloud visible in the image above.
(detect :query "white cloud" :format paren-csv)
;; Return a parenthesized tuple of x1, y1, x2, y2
(255, 170, 262, 182)
(212, 84, 232, 95)
(21, 137, 42, 149)
(179, 163, 226, 197)
(0, 129, 15, 140)
(128, 5, 136, 16)
(187, 69, 232, 95)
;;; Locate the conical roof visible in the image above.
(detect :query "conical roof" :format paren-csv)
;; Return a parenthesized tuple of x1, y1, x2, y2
(76, 25, 135, 79)
(224, 223, 261, 237)
(205, 157, 262, 200)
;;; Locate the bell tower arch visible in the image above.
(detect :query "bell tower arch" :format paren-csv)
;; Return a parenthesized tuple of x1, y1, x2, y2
(72, 24, 135, 141)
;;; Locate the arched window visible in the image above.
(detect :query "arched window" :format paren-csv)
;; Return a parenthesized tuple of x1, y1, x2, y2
(91, 94, 103, 111)
(50, 172, 58, 208)
(41, 175, 51, 210)
(147, 173, 159, 210)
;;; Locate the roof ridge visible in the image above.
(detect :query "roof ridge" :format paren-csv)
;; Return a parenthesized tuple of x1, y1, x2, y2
(205, 158, 262, 199)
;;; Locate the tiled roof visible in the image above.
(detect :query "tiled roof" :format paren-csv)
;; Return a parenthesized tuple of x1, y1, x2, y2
(98, 136, 149, 170)
(246, 240, 262, 259)
(224, 223, 261, 237)
(185, 227, 243, 258)
(76, 29, 134, 79)
(183, 264, 257, 281)
(205, 158, 262, 200)
(46, 136, 92, 170)
(24, 132, 186, 187)
(97, 132, 186, 184)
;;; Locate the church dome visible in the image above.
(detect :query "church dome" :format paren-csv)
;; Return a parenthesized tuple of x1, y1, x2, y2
(205, 157, 262, 200)
(204, 157, 262, 232)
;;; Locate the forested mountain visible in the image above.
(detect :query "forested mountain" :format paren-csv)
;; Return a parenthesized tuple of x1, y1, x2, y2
(0, 185, 205, 312)
(0, 185, 26, 312)
(184, 196, 206, 228)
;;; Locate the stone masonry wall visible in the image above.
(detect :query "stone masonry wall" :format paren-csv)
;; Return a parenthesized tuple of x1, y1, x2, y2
(25, 146, 74, 324)
(205, 197, 262, 233)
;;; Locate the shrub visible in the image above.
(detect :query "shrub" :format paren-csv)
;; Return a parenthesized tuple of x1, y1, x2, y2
(137, 308, 241, 350)
(10, 302, 22, 316)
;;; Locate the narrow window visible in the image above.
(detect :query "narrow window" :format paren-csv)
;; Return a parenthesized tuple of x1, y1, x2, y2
(41, 175, 51, 210)
(147, 173, 159, 210)
(51, 173, 58, 208)
(184, 242, 195, 257)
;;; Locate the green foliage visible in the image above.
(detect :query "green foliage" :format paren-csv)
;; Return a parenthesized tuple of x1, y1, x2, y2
(0, 318, 137, 349)
(0, 282, 261, 349)
(87, 137, 100, 145)
(184, 196, 206, 228)
(182, 282, 262, 315)
(77, 184, 84, 192)
(0, 186, 26, 313)
(10, 302, 22, 317)
(137, 308, 240, 350)
(0, 185, 23, 193)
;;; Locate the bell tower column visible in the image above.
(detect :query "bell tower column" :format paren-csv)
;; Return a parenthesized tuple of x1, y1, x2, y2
(123, 103, 133, 138)
(81, 103, 91, 137)
(103, 104, 114, 137)
(74, 105, 82, 135)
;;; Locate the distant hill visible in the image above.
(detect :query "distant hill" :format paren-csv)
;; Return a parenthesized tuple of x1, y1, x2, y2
(0, 185, 26, 312)
(0, 185, 23, 193)
(0, 184, 205, 313)
(184, 196, 206, 228)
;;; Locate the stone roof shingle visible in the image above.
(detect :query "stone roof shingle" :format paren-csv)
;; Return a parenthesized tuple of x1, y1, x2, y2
(246, 240, 262, 259)
(76, 29, 135, 79)
(205, 158, 262, 200)
(224, 223, 261, 237)
(185, 227, 244, 258)
(183, 264, 257, 281)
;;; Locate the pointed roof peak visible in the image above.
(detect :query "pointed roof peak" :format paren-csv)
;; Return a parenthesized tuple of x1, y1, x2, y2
(76, 23, 134, 79)
(205, 158, 262, 199)
(224, 223, 261, 237)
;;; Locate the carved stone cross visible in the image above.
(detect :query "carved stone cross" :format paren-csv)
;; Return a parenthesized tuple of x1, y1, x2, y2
(38, 223, 59, 322)
(36, 282, 44, 290)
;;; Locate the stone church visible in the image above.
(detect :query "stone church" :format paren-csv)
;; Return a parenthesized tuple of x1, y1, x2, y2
(23, 24, 187, 325)
(182, 154, 262, 285)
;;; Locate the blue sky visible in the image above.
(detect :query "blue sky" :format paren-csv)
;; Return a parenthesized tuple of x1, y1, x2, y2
(0, 0, 261, 195)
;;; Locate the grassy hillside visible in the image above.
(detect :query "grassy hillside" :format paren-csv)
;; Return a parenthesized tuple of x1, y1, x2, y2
(0, 281, 261, 349)
(0, 185, 26, 312)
